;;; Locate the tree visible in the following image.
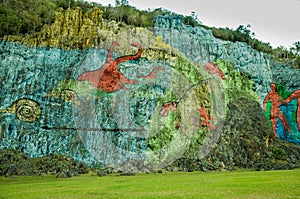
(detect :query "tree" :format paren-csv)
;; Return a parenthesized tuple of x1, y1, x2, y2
(0, 5, 19, 36)
(236, 24, 252, 36)
(121, 0, 129, 6)
(291, 41, 300, 55)
(191, 11, 201, 24)
(115, 0, 120, 6)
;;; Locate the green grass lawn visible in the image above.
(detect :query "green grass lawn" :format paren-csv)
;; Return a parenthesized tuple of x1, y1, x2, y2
(1, 169, 300, 199)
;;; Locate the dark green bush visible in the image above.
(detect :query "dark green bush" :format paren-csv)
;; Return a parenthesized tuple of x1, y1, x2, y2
(0, 149, 88, 177)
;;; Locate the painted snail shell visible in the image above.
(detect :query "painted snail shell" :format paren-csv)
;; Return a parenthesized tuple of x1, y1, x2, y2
(60, 89, 81, 105)
(60, 89, 74, 102)
(14, 98, 41, 122)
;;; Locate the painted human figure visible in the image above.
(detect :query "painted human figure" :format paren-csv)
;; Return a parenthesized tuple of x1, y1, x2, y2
(159, 101, 177, 117)
(263, 83, 290, 138)
(284, 90, 300, 132)
(198, 106, 216, 130)
(159, 104, 217, 131)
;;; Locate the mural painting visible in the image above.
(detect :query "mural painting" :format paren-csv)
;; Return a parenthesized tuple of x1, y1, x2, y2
(71, 37, 226, 169)
(0, 8, 299, 172)
(264, 84, 300, 143)
(0, 28, 226, 170)
(77, 41, 164, 92)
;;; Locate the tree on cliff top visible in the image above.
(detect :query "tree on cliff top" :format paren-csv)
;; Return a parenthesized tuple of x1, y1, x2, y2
(0, 0, 299, 68)
(0, 0, 101, 37)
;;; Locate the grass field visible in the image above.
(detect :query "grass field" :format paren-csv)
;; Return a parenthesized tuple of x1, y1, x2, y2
(1, 169, 300, 199)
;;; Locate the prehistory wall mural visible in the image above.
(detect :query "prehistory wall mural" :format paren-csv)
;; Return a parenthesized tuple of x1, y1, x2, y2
(0, 7, 299, 173)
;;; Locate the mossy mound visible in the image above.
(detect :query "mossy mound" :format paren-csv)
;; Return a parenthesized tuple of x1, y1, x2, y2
(0, 149, 89, 177)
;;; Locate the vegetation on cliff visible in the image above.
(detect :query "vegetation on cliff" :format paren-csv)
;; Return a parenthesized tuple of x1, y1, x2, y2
(1, 0, 299, 68)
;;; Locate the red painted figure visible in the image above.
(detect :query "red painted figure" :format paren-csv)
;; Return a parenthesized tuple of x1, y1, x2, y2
(198, 106, 216, 130)
(77, 42, 164, 92)
(263, 84, 290, 138)
(159, 101, 177, 117)
(284, 90, 300, 132)
(204, 62, 226, 80)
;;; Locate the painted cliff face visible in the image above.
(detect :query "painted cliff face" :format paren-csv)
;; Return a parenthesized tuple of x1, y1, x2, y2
(1, 11, 299, 171)
(70, 34, 226, 168)
(0, 27, 226, 170)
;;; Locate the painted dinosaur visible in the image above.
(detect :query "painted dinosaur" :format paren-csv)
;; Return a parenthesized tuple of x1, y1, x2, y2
(77, 42, 164, 92)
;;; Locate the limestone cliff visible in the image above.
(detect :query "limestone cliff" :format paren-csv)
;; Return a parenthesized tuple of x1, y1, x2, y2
(1, 8, 300, 173)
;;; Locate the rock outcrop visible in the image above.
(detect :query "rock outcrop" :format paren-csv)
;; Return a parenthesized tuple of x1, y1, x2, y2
(1, 8, 300, 174)
(154, 16, 300, 104)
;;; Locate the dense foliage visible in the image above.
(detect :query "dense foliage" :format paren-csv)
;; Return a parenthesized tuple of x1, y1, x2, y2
(0, 0, 96, 36)
(0, 149, 89, 177)
(0, 0, 299, 67)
